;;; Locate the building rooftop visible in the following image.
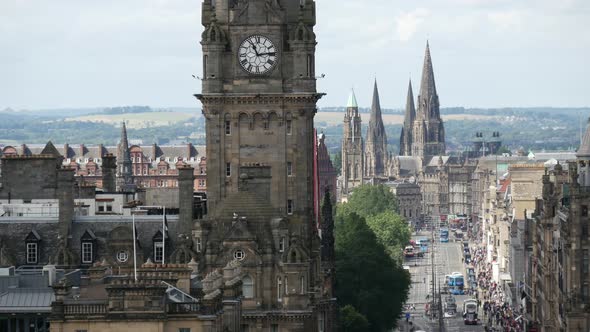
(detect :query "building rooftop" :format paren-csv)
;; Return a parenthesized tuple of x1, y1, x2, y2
(0, 288, 55, 313)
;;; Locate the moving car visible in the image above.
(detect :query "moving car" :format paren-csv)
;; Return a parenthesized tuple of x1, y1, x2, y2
(404, 246, 415, 258)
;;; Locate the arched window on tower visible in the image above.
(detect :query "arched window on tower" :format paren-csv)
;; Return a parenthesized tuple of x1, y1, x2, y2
(242, 275, 254, 299)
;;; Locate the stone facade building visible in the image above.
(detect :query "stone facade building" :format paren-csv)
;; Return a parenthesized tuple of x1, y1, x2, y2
(386, 179, 422, 223)
(0, 140, 208, 192)
(522, 119, 590, 331)
(0, 145, 194, 268)
(50, 260, 242, 332)
(195, 0, 336, 330)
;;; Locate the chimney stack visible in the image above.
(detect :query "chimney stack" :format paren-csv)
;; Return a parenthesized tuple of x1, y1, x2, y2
(101, 154, 117, 192)
(57, 167, 75, 241)
(178, 166, 195, 237)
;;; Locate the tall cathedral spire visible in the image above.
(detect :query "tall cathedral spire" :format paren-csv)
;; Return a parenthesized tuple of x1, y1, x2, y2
(411, 41, 445, 159)
(418, 41, 438, 116)
(400, 79, 416, 156)
(365, 79, 387, 177)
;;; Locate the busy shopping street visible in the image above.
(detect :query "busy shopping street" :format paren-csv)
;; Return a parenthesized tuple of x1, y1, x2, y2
(397, 215, 526, 332)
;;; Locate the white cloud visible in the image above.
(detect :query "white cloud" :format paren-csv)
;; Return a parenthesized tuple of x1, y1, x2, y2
(395, 8, 430, 42)
(487, 10, 524, 31)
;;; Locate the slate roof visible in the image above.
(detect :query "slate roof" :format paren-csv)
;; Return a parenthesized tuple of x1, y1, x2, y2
(0, 288, 55, 313)
(396, 156, 421, 175)
(7, 143, 205, 159)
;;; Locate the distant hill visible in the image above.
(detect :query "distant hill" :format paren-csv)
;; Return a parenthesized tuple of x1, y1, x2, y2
(0, 106, 586, 152)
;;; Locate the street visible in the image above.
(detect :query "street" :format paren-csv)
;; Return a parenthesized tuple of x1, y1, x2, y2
(398, 230, 485, 332)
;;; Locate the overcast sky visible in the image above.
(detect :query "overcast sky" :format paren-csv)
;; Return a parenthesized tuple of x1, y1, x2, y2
(1, 0, 589, 110)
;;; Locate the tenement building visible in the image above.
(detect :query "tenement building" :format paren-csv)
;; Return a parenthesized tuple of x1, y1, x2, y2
(523, 119, 590, 331)
(0, 137, 208, 192)
(195, 0, 336, 330)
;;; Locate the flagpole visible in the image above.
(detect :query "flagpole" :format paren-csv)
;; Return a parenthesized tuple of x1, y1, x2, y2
(162, 206, 166, 265)
(132, 212, 137, 281)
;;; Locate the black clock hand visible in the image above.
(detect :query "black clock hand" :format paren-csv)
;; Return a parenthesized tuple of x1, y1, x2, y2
(258, 52, 276, 56)
(249, 41, 259, 56)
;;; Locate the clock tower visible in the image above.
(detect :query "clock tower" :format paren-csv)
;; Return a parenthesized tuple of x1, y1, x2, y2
(195, 1, 335, 331)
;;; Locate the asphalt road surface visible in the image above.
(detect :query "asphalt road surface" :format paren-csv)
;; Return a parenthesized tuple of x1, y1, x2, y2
(398, 230, 485, 332)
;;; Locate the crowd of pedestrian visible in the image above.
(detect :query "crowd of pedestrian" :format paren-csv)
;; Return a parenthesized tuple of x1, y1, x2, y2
(470, 235, 523, 332)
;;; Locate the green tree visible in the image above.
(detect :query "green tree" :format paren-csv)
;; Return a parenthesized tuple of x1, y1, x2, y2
(339, 184, 398, 218)
(366, 211, 411, 263)
(335, 212, 410, 331)
(340, 305, 369, 332)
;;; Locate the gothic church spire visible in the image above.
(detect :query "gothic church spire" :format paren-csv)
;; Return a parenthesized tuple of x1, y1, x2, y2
(404, 79, 416, 127)
(400, 79, 416, 156)
(364, 79, 387, 177)
(412, 41, 445, 159)
(419, 41, 438, 111)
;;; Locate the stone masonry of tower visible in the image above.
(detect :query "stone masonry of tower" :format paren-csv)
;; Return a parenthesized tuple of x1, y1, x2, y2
(364, 80, 388, 178)
(341, 90, 364, 196)
(195, 1, 335, 331)
(401, 42, 446, 161)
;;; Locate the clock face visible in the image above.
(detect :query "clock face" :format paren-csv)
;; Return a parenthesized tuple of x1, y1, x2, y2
(238, 35, 278, 75)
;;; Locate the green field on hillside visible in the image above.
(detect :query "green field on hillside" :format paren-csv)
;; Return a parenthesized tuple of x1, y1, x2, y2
(65, 111, 196, 129)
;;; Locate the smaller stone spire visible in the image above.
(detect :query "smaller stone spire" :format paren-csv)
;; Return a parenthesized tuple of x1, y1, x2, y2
(370, 79, 381, 120)
(404, 79, 416, 126)
(117, 121, 134, 191)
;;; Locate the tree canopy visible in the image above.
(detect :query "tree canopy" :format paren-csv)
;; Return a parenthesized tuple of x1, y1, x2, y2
(366, 211, 412, 263)
(340, 305, 369, 332)
(338, 184, 398, 218)
(335, 212, 410, 331)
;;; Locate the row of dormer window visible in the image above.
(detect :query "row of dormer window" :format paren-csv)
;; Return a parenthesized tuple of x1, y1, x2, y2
(24, 236, 204, 265)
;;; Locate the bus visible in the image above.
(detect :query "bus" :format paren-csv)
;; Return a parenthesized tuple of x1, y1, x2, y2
(447, 274, 465, 295)
(463, 299, 478, 325)
(440, 228, 449, 243)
